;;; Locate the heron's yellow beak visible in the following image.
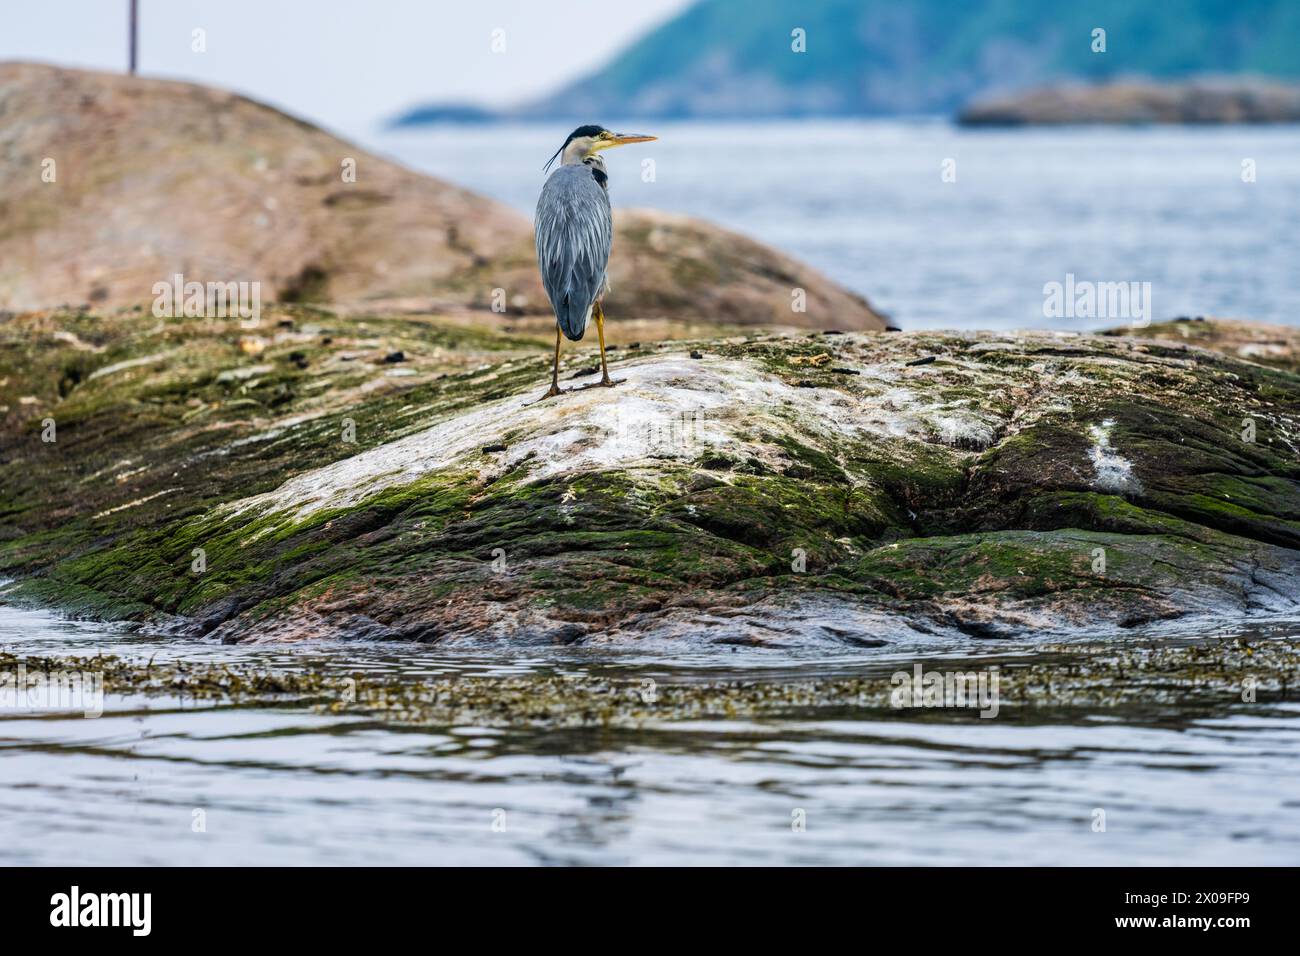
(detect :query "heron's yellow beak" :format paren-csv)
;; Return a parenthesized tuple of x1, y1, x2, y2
(593, 133, 657, 152)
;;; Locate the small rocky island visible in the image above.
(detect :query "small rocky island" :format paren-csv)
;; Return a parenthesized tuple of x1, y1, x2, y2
(958, 79, 1300, 125)
(3, 308, 1298, 647)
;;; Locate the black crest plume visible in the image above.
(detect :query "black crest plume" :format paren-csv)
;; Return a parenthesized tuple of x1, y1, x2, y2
(544, 124, 608, 172)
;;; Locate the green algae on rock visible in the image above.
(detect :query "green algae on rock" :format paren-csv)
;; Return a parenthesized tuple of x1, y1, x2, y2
(3, 310, 1300, 646)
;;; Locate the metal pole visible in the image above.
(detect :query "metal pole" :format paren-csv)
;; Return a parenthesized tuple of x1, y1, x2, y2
(129, 0, 138, 74)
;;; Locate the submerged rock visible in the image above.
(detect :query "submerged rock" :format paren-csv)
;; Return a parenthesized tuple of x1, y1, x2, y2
(4, 633, 1294, 727)
(2, 309, 1299, 646)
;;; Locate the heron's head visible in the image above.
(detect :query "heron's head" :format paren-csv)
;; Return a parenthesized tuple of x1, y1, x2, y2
(544, 125, 657, 172)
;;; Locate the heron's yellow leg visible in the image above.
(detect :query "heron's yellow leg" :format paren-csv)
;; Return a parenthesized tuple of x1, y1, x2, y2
(594, 302, 622, 387)
(539, 324, 563, 400)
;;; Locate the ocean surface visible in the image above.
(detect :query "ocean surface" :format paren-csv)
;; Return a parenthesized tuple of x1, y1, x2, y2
(363, 119, 1300, 330)
(3, 604, 1298, 866)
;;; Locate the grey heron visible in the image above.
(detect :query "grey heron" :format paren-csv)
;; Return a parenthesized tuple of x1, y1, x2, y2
(534, 125, 657, 400)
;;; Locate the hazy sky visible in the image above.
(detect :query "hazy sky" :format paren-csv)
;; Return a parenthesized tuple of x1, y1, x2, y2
(2, 0, 693, 134)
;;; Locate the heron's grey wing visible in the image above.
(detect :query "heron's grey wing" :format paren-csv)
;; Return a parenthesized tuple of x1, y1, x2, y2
(534, 165, 613, 341)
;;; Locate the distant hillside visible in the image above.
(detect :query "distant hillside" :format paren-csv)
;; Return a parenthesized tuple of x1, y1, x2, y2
(395, 0, 1300, 122)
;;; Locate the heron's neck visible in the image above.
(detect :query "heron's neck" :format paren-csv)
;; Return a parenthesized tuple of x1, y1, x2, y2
(562, 140, 606, 175)
(561, 139, 589, 165)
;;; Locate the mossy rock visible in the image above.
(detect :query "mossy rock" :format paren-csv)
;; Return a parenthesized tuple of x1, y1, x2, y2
(3, 310, 1300, 646)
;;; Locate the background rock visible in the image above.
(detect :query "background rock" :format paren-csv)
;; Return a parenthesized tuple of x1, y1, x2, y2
(0, 62, 884, 331)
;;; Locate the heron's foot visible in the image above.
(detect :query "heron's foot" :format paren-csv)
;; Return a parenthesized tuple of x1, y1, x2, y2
(574, 376, 624, 392)
(526, 384, 566, 405)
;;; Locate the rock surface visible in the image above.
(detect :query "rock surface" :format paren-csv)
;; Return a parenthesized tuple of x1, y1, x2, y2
(3, 309, 1299, 647)
(0, 62, 883, 330)
(1105, 317, 1300, 374)
(958, 79, 1300, 125)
